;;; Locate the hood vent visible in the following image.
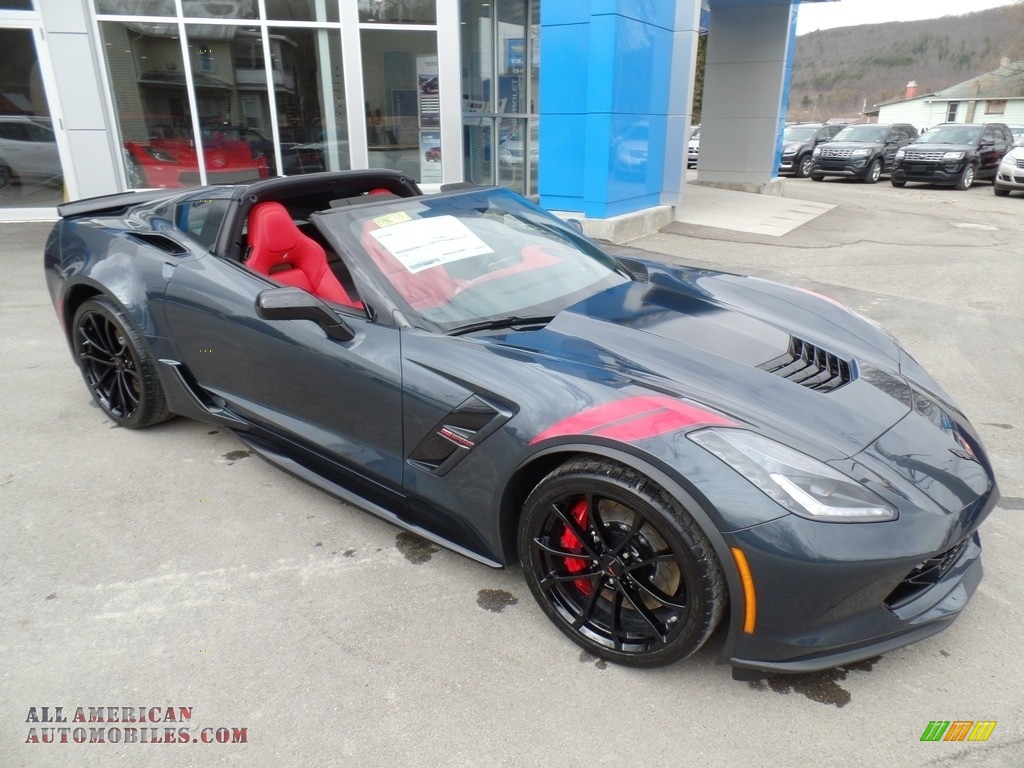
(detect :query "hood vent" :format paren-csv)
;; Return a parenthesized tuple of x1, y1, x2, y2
(758, 337, 852, 392)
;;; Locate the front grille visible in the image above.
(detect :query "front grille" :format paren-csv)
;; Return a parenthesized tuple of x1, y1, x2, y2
(904, 150, 946, 162)
(757, 337, 852, 392)
(1015, 158, 1024, 170)
(820, 147, 853, 158)
(885, 536, 972, 609)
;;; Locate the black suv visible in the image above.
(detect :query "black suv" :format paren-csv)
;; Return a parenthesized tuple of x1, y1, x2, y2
(891, 122, 1014, 190)
(810, 123, 918, 183)
(778, 123, 845, 178)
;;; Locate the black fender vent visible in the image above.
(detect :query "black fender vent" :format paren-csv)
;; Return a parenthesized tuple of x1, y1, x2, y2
(409, 395, 511, 475)
(758, 337, 852, 392)
(885, 534, 973, 609)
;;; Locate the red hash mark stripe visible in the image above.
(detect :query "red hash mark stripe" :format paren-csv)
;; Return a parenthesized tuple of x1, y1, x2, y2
(530, 396, 734, 445)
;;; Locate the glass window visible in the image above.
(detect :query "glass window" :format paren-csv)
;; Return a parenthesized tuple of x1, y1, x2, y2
(1, 0, 34, 9)
(361, 29, 437, 181)
(986, 99, 1007, 115)
(0, 28, 65, 209)
(94, 0, 175, 15)
(358, 0, 436, 25)
(265, 0, 339, 23)
(268, 27, 348, 173)
(460, 0, 538, 196)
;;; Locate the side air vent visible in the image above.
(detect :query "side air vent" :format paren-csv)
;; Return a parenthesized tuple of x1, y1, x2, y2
(126, 232, 189, 256)
(885, 534, 973, 609)
(758, 337, 852, 393)
(409, 395, 512, 475)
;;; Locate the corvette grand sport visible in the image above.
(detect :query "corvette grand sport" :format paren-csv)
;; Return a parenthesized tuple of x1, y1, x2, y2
(44, 170, 999, 677)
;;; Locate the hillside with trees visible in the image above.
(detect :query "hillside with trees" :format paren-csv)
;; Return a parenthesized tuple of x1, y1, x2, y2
(788, 3, 1024, 122)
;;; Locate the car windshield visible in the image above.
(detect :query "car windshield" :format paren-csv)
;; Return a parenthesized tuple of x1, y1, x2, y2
(915, 125, 981, 144)
(783, 126, 819, 142)
(833, 125, 887, 143)
(315, 188, 628, 332)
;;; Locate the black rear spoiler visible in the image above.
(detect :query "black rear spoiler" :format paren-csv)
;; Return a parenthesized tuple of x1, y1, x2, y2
(57, 189, 175, 219)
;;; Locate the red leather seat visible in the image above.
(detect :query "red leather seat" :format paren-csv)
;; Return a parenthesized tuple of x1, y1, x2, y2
(246, 202, 362, 309)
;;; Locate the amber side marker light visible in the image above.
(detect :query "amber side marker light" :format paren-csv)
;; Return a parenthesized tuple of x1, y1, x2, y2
(730, 547, 757, 634)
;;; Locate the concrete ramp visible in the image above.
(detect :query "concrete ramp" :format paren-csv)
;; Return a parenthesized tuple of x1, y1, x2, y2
(675, 182, 834, 237)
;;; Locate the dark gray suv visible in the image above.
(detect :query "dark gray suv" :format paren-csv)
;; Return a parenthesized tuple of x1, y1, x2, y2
(778, 123, 845, 178)
(891, 122, 1014, 190)
(811, 123, 918, 183)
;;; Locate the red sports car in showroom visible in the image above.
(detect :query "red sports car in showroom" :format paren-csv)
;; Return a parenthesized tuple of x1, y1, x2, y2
(124, 133, 269, 188)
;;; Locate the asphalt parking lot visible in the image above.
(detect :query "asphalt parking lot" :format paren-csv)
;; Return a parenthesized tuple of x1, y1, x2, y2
(2, 175, 1022, 767)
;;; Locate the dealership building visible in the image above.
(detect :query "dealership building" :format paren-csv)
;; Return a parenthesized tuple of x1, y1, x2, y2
(0, 0, 831, 228)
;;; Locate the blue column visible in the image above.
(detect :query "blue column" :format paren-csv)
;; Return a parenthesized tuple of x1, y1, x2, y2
(539, 2, 676, 219)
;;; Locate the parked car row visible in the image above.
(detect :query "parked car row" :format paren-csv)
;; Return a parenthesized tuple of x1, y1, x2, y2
(774, 120, 1019, 195)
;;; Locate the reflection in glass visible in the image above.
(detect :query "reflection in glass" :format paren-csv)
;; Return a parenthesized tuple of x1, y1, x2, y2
(265, 0, 338, 23)
(95, 0, 257, 19)
(358, 0, 436, 24)
(459, 0, 538, 196)
(361, 29, 437, 181)
(269, 27, 348, 173)
(0, 29, 65, 208)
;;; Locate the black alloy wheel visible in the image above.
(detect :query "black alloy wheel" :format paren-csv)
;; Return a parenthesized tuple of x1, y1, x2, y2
(864, 158, 882, 184)
(519, 458, 726, 667)
(72, 297, 171, 429)
(797, 154, 813, 179)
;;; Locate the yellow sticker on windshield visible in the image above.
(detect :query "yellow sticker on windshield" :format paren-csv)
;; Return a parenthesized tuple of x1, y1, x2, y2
(373, 211, 412, 227)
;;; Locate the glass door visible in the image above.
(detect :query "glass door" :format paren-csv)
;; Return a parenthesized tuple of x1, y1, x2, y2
(0, 23, 68, 214)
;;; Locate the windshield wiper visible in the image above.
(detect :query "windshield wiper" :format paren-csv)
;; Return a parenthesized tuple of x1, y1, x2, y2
(447, 315, 555, 336)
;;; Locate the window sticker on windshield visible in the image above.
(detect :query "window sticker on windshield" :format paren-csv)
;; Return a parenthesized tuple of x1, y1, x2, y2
(372, 211, 412, 228)
(368, 215, 493, 273)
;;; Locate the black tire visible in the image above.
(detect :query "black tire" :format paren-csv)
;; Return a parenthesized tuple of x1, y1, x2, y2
(864, 158, 882, 184)
(796, 154, 813, 179)
(891, 178, 906, 188)
(810, 172, 824, 182)
(518, 457, 726, 668)
(72, 296, 171, 429)
(955, 163, 976, 191)
(0, 161, 12, 190)
(994, 186, 1010, 197)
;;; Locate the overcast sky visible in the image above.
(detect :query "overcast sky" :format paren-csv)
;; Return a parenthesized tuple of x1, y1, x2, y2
(795, 0, 1019, 35)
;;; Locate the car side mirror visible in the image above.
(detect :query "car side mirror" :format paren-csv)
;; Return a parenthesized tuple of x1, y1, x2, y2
(256, 287, 355, 342)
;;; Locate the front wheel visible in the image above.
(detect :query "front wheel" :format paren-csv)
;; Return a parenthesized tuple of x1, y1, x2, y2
(891, 178, 907, 188)
(810, 172, 825, 182)
(796, 155, 813, 179)
(956, 163, 976, 191)
(518, 457, 726, 668)
(72, 297, 171, 429)
(864, 158, 882, 184)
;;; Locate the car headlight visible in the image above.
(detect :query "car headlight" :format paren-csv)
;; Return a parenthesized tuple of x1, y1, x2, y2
(895, 149, 906, 161)
(142, 147, 178, 163)
(783, 144, 799, 155)
(689, 429, 898, 523)
(812, 147, 821, 157)
(850, 148, 871, 157)
(943, 151, 965, 161)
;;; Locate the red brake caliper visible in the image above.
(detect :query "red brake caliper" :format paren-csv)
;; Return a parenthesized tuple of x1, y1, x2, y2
(559, 498, 592, 595)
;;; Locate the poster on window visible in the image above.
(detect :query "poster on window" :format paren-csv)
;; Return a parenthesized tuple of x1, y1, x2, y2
(419, 130, 442, 183)
(417, 55, 439, 129)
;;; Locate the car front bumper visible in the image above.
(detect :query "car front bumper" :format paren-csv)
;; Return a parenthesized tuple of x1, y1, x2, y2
(811, 158, 874, 179)
(891, 161, 967, 185)
(994, 166, 1024, 191)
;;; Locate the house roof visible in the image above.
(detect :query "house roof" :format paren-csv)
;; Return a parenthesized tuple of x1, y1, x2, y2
(874, 60, 1024, 110)
(934, 60, 1024, 100)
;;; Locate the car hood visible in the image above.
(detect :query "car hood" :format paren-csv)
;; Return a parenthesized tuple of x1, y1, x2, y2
(820, 141, 883, 150)
(482, 262, 920, 460)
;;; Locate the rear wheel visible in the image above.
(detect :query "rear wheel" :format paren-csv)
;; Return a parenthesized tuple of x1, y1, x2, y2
(72, 297, 171, 429)
(519, 457, 726, 668)
(864, 158, 882, 184)
(956, 163, 976, 191)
